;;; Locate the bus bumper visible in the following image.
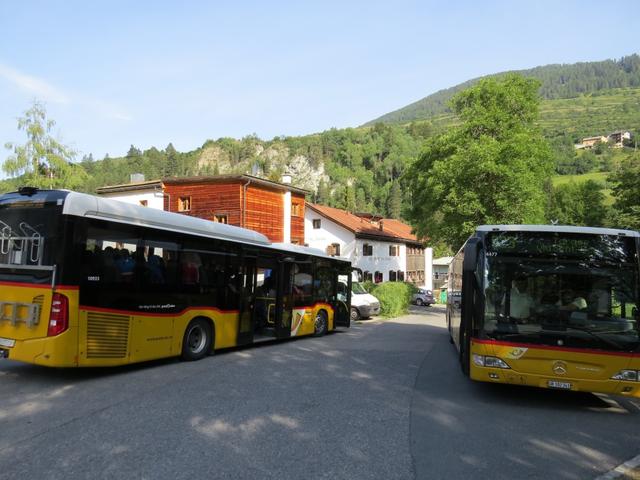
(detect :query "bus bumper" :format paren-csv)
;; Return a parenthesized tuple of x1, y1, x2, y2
(469, 340, 640, 398)
(470, 363, 640, 397)
(0, 329, 78, 367)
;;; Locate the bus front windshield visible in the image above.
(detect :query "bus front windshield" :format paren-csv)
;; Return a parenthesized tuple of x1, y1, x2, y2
(482, 231, 640, 353)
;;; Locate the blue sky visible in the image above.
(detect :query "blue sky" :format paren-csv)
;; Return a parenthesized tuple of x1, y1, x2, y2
(1, 0, 638, 172)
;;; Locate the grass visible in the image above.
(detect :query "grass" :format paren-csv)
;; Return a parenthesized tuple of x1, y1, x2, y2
(414, 87, 640, 141)
(551, 171, 615, 206)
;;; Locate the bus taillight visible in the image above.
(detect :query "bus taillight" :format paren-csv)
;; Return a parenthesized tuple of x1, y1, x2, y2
(48, 293, 69, 336)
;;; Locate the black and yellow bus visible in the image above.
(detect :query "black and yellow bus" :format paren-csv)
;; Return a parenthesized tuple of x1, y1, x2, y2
(448, 225, 640, 398)
(0, 188, 351, 367)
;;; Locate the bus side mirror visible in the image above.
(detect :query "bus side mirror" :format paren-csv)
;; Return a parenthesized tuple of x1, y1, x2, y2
(463, 237, 482, 273)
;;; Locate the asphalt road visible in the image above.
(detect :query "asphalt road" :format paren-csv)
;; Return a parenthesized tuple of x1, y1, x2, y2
(0, 306, 638, 479)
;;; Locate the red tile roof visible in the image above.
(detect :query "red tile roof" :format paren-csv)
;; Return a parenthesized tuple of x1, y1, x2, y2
(308, 203, 423, 244)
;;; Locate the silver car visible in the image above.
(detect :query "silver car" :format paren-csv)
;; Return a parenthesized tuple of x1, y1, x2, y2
(412, 288, 434, 306)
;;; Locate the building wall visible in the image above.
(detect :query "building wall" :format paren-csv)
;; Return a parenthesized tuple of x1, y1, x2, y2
(99, 190, 165, 210)
(103, 180, 305, 245)
(406, 246, 426, 284)
(164, 182, 243, 226)
(305, 209, 415, 282)
(244, 184, 284, 242)
(353, 239, 405, 282)
(305, 211, 355, 257)
(290, 193, 306, 244)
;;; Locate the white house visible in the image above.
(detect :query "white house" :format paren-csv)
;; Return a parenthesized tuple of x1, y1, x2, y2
(305, 203, 427, 284)
(95, 179, 165, 209)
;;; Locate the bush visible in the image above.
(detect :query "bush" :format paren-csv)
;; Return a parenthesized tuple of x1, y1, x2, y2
(370, 282, 418, 318)
(361, 280, 375, 293)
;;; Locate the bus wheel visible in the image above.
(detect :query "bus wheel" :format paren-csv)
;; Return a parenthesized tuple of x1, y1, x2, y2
(181, 318, 213, 361)
(313, 311, 328, 337)
(350, 307, 359, 322)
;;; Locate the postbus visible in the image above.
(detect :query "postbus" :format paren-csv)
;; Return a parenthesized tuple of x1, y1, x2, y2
(447, 225, 640, 398)
(0, 188, 352, 367)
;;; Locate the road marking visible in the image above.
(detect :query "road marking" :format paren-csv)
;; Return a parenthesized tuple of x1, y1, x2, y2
(595, 453, 640, 480)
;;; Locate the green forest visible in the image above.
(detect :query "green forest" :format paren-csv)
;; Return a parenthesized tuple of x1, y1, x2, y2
(2, 54, 640, 251)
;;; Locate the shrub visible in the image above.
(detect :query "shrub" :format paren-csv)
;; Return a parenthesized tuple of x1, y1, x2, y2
(370, 282, 418, 318)
(361, 280, 375, 293)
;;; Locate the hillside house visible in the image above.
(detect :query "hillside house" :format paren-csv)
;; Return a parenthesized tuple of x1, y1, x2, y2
(304, 203, 428, 284)
(96, 174, 308, 244)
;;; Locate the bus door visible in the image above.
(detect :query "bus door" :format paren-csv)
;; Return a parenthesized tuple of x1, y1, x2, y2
(334, 268, 352, 327)
(252, 257, 279, 337)
(236, 255, 256, 345)
(274, 260, 293, 339)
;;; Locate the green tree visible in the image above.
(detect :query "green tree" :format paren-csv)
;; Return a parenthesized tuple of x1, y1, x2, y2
(609, 153, 640, 229)
(387, 181, 402, 218)
(3, 102, 87, 189)
(406, 74, 554, 249)
(547, 180, 608, 226)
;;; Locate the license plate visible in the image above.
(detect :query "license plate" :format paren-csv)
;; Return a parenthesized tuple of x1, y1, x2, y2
(0, 337, 15, 348)
(548, 380, 572, 390)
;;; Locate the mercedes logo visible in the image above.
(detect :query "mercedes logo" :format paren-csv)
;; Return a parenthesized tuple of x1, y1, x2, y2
(553, 361, 568, 376)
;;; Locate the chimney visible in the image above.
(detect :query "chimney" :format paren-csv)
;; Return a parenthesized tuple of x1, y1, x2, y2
(281, 173, 292, 185)
(379, 219, 384, 231)
(130, 173, 145, 183)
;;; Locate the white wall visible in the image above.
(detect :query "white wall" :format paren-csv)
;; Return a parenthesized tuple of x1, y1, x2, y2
(353, 239, 404, 282)
(100, 190, 164, 210)
(305, 209, 409, 282)
(305, 211, 355, 257)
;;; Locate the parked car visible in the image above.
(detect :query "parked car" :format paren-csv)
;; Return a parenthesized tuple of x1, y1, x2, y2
(413, 288, 434, 306)
(350, 282, 381, 320)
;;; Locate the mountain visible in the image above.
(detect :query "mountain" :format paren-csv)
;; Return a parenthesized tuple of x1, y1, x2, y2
(364, 54, 640, 126)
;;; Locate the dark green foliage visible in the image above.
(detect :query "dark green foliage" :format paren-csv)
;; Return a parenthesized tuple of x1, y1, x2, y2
(370, 282, 418, 318)
(406, 75, 554, 249)
(366, 54, 640, 125)
(608, 153, 640, 229)
(547, 180, 608, 226)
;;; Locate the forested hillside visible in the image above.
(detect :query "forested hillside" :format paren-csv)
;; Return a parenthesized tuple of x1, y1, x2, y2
(366, 54, 640, 125)
(0, 123, 429, 220)
(1, 55, 639, 228)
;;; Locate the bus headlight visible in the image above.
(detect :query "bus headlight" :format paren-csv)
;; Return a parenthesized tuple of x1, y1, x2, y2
(611, 370, 639, 381)
(473, 354, 511, 369)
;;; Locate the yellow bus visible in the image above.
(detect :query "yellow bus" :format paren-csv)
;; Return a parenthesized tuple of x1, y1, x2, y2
(0, 188, 351, 367)
(447, 225, 640, 398)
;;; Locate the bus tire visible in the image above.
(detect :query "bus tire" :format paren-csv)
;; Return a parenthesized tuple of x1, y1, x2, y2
(459, 327, 470, 376)
(181, 318, 213, 361)
(350, 307, 360, 322)
(313, 310, 328, 337)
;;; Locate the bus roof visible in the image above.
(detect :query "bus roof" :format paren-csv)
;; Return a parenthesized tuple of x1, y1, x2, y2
(62, 191, 272, 246)
(476, 224, 640, 238)
(59, 191, 349, 262)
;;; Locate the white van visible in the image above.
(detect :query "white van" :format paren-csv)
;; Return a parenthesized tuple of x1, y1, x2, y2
(350, 282, 381, 320)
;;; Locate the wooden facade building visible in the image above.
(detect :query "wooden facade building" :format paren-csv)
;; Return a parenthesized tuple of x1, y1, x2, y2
(96, 174, 308, 244)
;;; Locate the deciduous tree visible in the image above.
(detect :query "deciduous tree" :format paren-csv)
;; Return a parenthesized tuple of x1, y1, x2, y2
(406, 74, 553, 249)
(3, 102, 87, 189)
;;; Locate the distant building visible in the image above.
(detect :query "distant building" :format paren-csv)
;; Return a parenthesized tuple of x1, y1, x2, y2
(304, 203, 427, 284)
(96, 174, 308, 244)
(575, 131, 632, 149)
(575, 136, 608, 150)
(432, 256, 453, 290)
(608, 131, 632, 148)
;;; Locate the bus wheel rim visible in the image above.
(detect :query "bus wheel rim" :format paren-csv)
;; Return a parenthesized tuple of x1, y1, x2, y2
(315, 314, 326, 333)
(188, 325, 206, 353)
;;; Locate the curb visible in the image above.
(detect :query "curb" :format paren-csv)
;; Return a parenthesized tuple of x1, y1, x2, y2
(595, 454, 640, 480)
